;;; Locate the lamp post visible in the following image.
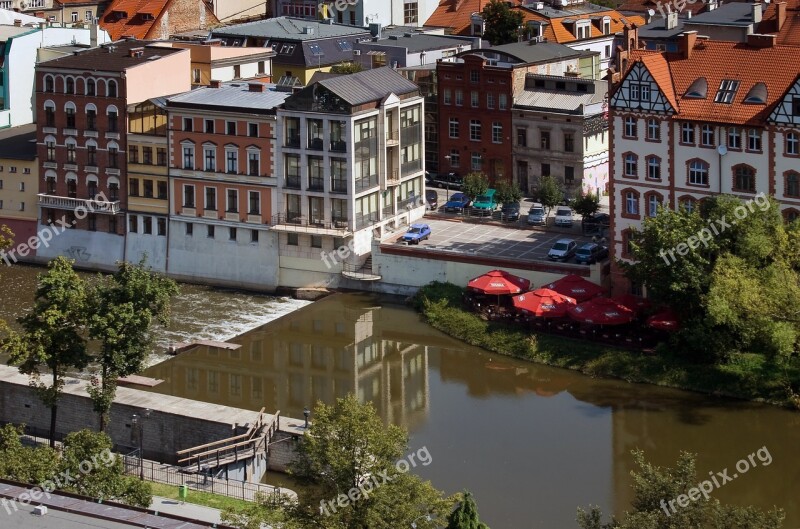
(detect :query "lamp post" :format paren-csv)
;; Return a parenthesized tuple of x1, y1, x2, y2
(303, 407, 310, 429)
(131, 408, 151, 480)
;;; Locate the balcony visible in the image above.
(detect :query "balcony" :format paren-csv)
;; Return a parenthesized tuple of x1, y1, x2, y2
(308, 137, 324, 151)
(401, 159, 422, 176)
(38, 193, 120, 215)
(43, 161, 57, 169)
(271, 213, 350, 235)
(285, 176, 301, 189)
(330, 140, 346, 153)
(84, 165, 99, 173)
(307, 179, 324, 192)
(386, 168, 399, 184)
(355, 212, 379, 230)
(285, 135, 300, 148)
(331, 181, 348, 194)
(83, 130, 98, 138)
(63, 128, 77, 136)
(386, 131, 399, 147)
(64, 162, 78, 171)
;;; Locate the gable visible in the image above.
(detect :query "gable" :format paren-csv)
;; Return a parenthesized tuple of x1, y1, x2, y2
(769, 76, 800, 126)
(611, 61, 675, 114)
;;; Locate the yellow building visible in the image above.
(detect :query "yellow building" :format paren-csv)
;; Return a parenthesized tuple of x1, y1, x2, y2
(0, 124, 39, 262)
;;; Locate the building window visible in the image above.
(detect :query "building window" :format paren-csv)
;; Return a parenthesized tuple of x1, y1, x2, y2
(128, 145, 138, 163)
(229, 227, 237, 241)
(624, 190, 639, 216)
(499, 94, 507, 109)
(688, 159, 709, 186)
(455, 89, 463, 106)
(469, 120, 481, 141)
(540, 130, 550, 149)
(733, 164, 756, 193)
(287, 233, 298, 246)
(87, 213, 95, 231)
(249, 123, 258, 137)
(227, 189, 238, 212)
(66, 141, 76, 162)
(701, 124, 714, 147)
(158, 181, 167, 199)
(87, 179, 98, 198)
(183, 117, 193, 131)
(183, 146, 194, 169)
(624, 117, 637, 138)
(129, 178, 139, 196)
(471, 152, 482, 171)
(129, 215, 138, 233)
(157, 148, 167, 166)
(66, 106, 76, 128)
(143, 216, 152, 235)
(443, 89, 451, 105)
(728, 127, 741, 149)
(205, 119, 215, 133)
(647, 156, 661, 180)
(311, 235, 322, 248)
(143, 180, 153, 198)
(207, 225, 215, 238)
(624, 153, 638, 177)
(747, 129, 761, 151)
(107, 110, 118, 132)
(186, 222, 193, 235)
(487, 93, 495, 109)
(564, 132, 574, 152)
(516, 128, 527, 147)
(65, 77, 74, 94)
(45, 103, 55, 127)
(471, 91, 479, 107)
(564, 166, 574, 184)
(448, 149, 459, 168)
(157, 218, 166, 236)
(46, 140, 55, 161)
(86, 108, 97, 130)
(404, 1, 418, 23)
(681, 122, 695, 144)
(107, 80, 117, 98)
(142, 146, 152, 165)
(647, 194, 661, 217)
(193, 69, 201, 84)
(492, 122, 502, 143)
(787, 132, 799, 155)
(87, 144, 97, 165)
(183, 185, 195, 207)
(448, 118, 459, 138)
(205, 187, 217, 210)
(249, 191, 260, 214)
(541, 163, 551, 177)
(227, 121, 236, 135)
(44, 76, 54, 92)
(786, 171, 800, 198)
(248, 152, 260, 176)
(226, 150, 239, 174)
(71, 11, 78, 22)
(109, 182, 119, 200)
(714, 79, 740, 104)
(647, 119, 660, 141)
(108, 146, 118, 168)
(108, 216, 117, 234)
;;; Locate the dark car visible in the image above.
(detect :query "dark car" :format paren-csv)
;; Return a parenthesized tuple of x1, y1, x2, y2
(425, 189, 438, 210)
(574, 243, 609, 264)
(444, 192, 471, 212)
(433, 172, 463, 190)
(582, 213, 611, 235)
(501, 202, 521, 221)
(401, 223, 431, 244)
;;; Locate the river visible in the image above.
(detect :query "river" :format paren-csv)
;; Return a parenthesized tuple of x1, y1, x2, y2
(2, 265, 799, 528)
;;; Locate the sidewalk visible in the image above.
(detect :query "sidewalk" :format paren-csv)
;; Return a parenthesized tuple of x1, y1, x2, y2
(150, 496, 222, 526)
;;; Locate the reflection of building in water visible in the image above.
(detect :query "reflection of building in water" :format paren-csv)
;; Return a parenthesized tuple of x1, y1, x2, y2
(144, 295, 430, 430)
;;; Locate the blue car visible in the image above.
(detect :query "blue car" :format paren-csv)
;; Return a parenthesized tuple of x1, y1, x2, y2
(444, 192, 471, 212)
(402, 223, 431, 244)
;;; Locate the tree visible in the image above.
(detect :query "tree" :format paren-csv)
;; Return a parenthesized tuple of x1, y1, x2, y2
(2, 257, 90, 447)
(222, 395, 454, 529)
(481, 0, 524, 46)
(331, 61, 363, 74)
(577, 450, 784, 529)
(463, 172, 490, 200)
(447, 490, 490, 529)
(572, 191, 600, 220)
(537, 175, 562, 219)
(494, 179, 523, 205)
(87, 258, 179, 431)
(0, 424, 59, 484)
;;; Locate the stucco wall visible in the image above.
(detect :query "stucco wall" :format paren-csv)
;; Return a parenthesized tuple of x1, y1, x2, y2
(34, 226, 124, 271)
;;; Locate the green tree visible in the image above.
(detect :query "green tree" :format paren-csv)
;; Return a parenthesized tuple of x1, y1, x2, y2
(572, 191, 600, 220)
(537, 175, 562, 219)
(494, 179, 523, 205)
(222, 395, 454, 529)
(87, 258, 179, 431)
(481, 0, 524, 46)
(0, 424, 59, 484)
(2, 257, 90, 447)
(331, 61, 363, 74)
(463, 172, 490, 200)
(577, 450, 784, 529)
(447, 490, 490, 529)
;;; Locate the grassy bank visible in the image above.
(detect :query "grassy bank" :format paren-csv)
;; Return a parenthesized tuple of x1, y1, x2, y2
(413, 282, 800, 408)
(148, 482, 252, 512)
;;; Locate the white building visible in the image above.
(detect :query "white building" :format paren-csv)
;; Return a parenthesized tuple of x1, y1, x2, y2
(274, 67, 425, 287)
(271, 0, 439, 27)
(609, 31, 800, 292)
(0, 23, 110, 129)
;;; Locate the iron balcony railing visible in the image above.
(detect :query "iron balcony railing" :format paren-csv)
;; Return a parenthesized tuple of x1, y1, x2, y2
(272, 213, 349, 231)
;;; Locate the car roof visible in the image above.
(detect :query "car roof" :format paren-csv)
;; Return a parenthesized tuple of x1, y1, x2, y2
(578, 243, 598, 250)
(410, 223, 427, 228)
(556, 207, 572, 212)
(555, 238, 575, 244)
(529, 203, 543, 208)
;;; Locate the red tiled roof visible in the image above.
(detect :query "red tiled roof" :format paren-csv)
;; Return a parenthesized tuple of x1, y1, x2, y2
(101, 0, 217, 40)
(425, 0, 523, 35)
(627, 40, 800, 125)
(514, 6, 645, 44)
(759, 0, 800, 45)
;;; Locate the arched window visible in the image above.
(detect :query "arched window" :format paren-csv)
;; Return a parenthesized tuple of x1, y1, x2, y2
(65, 137, 77, 163)
(44, 135, 56, 161)
(688, 159, 708, 186)
(733, 164, 756, 193)
(44, 170, 57, 194)
(86, 139, 98, 166)
(64, 101, 77, 129)
(85, 103, 97, 131)
(86, 174, 99, 199)
(107, 105, 119, 133)
(65, 77, 74, 94)
(107, 79, 118, 98)
(786, 171, 800, 198)
(86, 78, 95, 96)
(646, 192, 662, 217)
(622, 188, 639, 217)
(44, 100, 56, 127)
(107, 140, 120, 169)
(66, 172, 78, 198)
(44, 75, 54, 93)
(107, 176, 120, 201)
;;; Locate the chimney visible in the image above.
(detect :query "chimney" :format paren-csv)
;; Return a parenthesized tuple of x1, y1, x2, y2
(302, 26, 314, 34)
(209, 79, 222, 88)
(679, 30, 698, 59)
(686, 10, 691, 18)
(249, 82, 264, 92)
(13, 19, 21, 27)
(776, 1, 787, 30)
(665, 11, 679, 29)
(751, 2, 762, 23)
(90, 23, 98, 48)
(746, 33, 776, 47)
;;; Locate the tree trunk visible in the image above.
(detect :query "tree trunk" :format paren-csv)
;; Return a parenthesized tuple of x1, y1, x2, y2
(99, 364, 109, 432)
(49, 371, 58, 448)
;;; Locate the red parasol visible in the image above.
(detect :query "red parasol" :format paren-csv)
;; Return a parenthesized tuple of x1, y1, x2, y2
(646, 309, 681, 331)
(545, 274, 604, 303)
(612, 294, 652, 315)
(467, 269, 531, 295)
(512, 288, 577, 318)
(568, 297, 636, 325)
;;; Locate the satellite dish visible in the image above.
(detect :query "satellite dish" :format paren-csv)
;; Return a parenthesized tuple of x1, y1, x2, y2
(717, 144, 728, 156)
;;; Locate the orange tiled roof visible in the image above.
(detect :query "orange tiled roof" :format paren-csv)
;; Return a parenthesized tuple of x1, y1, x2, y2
(514, 6, 645, 44)
(101, 0, 162, 39)
(626, 40, 800, 125)
(425, 0, 523, 35)
(759, 0, 800, 45)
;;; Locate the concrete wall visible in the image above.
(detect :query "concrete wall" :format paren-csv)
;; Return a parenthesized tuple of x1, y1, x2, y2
(34, 226, 124, 271)
(126, 49, 192, 105)
(125, 229, 168, 272)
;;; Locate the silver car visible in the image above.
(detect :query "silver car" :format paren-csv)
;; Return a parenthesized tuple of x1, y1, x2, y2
(527, 203, 546, 225)
(548, 238, 577, 261)
(554, 207, 574, 227)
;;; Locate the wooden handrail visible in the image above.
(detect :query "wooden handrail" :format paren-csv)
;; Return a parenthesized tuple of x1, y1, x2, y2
(177, 408, 268, 456)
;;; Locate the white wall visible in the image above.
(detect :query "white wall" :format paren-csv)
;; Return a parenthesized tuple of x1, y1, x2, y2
(34, 226, 124, 270)
(125, 231, 168, 272)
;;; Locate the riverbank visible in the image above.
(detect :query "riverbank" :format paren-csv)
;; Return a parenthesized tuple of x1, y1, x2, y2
(412, 282, 800, 409)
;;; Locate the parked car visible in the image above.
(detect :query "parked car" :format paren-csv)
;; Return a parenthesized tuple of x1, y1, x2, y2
(425, 189, 439, 210)
(431, 172, 463, 190)
(501, 202, 521, 221)
(548, 238, 578, 261)
(471, 189, 497, 216)
(444, 192, 471, 212)
(574, 243, 609, 264)
(401, 223, 431, 244)
(554, 207, 574, 227)
(527, 203, 546, 225)
(582, 212, 610, 235)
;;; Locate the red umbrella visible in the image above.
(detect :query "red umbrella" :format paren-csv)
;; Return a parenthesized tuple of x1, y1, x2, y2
(612, 294, 652, 315)
(512, 288, 577, 318)
(568, 297, 635, 325)
(647, 309, 681, 331)
(468, 270, 531, 295)
(545, 274, 604, 303)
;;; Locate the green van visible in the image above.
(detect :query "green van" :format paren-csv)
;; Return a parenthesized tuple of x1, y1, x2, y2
(471, 189, 497, 216)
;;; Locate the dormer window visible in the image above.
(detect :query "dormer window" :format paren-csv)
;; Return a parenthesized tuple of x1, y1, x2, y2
(714, 79, 740, 104)
(743, 82, 767, 104)
(279, 44, 295, 54)
(684, 77, 708, 99)
(603, 17, 611, 35)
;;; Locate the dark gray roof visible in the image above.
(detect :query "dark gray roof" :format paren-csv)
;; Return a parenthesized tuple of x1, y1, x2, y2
(0, 124, 37, 161)
(637, 18, 686, 39)
(467, 41, 596, 64)
(166, 82, 289, 112)
(212, 17, 371, 41)
(364, 32, 475, 54)
(514, 79, 608, 112)
(38, 40, 184, 72)
(685, 2, 757, 26)
(316, 67, 418, 105)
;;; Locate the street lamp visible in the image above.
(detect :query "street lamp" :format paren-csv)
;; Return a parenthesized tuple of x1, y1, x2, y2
(131, 409, 151, 480)
(303, 407, 310, 429)
(411, 514, 432, 528)
(443, 156, 452, 199)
